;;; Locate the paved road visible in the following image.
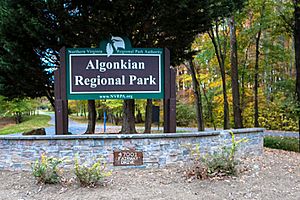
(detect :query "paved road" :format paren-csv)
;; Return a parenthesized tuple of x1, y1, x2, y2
(45, 113, 123, 135)
(48, 113, 299, 138)
(9, 113, 300, 138)
(263, 130, 299, 138)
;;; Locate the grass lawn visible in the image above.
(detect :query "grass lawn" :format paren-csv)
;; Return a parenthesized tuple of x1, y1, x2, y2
(264, 136, 300, 152)
(0, 115, 51, 135)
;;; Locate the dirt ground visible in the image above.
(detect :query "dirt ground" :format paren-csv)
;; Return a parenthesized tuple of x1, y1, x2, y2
(0, 148, 299, 200)
(0, 117, 14, 129)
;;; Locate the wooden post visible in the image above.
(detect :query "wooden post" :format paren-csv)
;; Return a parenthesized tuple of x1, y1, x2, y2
(54, 47, 68, 135)
(169, 67, 176, 133)
(164, 48, 176, 133)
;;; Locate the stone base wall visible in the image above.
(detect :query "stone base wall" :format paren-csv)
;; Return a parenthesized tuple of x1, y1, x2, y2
(0, 128, 264, 171)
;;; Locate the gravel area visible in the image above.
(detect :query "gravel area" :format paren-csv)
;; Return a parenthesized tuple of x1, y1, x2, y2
(0, 148, 299, 200)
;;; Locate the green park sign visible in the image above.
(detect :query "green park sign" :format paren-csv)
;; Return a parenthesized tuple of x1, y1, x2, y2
(54, 36, 176, 134)
(66, 37, 164, 100)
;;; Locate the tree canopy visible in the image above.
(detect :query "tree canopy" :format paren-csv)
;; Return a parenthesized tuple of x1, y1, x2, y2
(0, 0, 246, 103)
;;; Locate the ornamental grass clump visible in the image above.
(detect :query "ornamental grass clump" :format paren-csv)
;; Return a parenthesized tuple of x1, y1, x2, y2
(31, 153, 63, 184)
(74, 156, 112, 187)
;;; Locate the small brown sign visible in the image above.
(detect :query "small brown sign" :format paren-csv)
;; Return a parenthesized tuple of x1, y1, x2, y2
(113, 150, 143, 166)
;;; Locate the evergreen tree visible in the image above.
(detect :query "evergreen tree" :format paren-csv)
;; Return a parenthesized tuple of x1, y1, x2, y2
(0, 0, 246, 133)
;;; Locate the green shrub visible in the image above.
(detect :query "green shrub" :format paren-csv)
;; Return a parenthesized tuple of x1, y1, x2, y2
(31, 154, 63, 184)
(203, 132, 248, 177)
(186, 132, 248, 179)
(202, 147, 237, 177)
(264, 136, 300, 152)
(176, 102, 196, 126)
(74, 156, 112, 187)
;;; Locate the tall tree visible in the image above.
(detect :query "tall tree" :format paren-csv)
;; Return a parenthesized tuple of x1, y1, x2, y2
(144, 99, 153, 133)
(229, 15, 243, 128)
(294, 0, 300, 132)
(0, 0, 246, 134)
(85, 100, 96, 134)
(120, 99, 137, 133)
(192, 0, 298, 131)
(254, 29, 261, 127)
(202, 83, 216, 130)
(186, 58, 204, 131)
(208, 21, 230, 129)
(254, 0, 266, 127)
(0, 0, 55, 106)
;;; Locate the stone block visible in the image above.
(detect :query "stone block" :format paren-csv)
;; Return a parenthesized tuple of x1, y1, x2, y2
(0, 128, 264, 170)
(94, 140, 105, 146)
(73, 145, 91, 151)
(10, 163, 23, 169)
(59, 150, 73, 157)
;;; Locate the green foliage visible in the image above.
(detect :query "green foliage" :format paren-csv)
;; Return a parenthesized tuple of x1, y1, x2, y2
(186, 132, 248, 179)
(0, 97, 42, 124)
(259, 111, 298, 131)
(229, 131, 249, 158)
(263, 80, 299, 131)
(264, 136, 300, 152)
(181, 143, 202, 162)
(0, 0, 246, 107)
(188, 0, 298, 131)
(202, 147, 238, 176)
(31, 154, 63, 184)
(68, 99, 126, 124)
(6, 98, 31, 119)
(0, 0, 54, 101)
(176, 102, 196, 126)
(202, 132, 248, 176)
(0, 96, 6, 115)
(31, 153, 113, 187)
(1, 0, 296, 131)
(0, 114, 51, 135)
(74, 156, 112, 187)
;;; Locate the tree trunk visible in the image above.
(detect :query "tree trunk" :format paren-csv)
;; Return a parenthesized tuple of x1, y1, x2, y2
(187, 59, 204, 131)
(254, 1, 266, 127)
(208, 25, 230, 129)
(241, 54, 247, 114)
(120, 99, 137, 133)
(294, 0, 300, 134)
(45, 90, 55, 109)
(221, 69, 230, 129)
(144, 99, 153, 133)
(254, 30, 261, 127)
(136, 109, 143, 123)
(15, 112, 22, 124)
(229, 16, 243, 128)
(76, 101, 79, 117)
(202, 85, 216, 130)
(83, 103, 87, 118)
(84, 100, 96, 134)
